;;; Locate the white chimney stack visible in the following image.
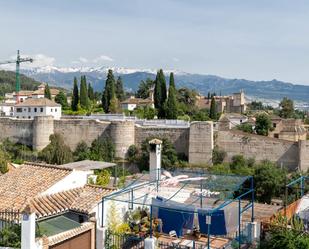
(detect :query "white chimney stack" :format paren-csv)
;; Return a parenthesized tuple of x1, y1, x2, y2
(149, 139, 162, 183)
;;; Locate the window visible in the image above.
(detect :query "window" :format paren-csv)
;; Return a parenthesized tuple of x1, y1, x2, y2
(28, 108, 31, 112)
(34, 108, 37, 112)
(23, 108, 26, 112)
(16, 108, 22, 113)
(273, 123, 277, 128)
(274, 134, 279, 138)
(40, 107, 43, 112)
(28, 116, 31, 119)
(51, 108, 53, 112)
(55, 108, 57, 112)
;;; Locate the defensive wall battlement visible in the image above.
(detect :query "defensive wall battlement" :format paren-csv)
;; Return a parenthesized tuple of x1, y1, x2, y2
(0, 117, 307, 171)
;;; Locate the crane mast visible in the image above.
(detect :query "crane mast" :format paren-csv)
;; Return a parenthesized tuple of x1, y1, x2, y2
(0, 50, 33, 103)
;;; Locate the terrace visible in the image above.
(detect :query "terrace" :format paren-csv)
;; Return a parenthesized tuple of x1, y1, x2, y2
(102, 168, 255, 249)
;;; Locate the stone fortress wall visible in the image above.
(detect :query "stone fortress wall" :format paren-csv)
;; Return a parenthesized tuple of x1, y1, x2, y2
(0, 117, 307, 171)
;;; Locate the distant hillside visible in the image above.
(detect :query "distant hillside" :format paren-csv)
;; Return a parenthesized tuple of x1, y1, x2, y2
(0, 70, 41, 96)
(17, 66, 309, 107)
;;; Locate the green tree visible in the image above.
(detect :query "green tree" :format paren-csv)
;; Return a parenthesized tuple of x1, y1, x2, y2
(165, 72, 178, 119)
(254, 160, 286, 203)
(154, 71, 162, 110)
(73, 141, 90, 161)
(44, 84, 51, 100)
(90, 137, 115, 162)
(80, 75, 89, 110)
(71, 77, 79, 111)
(88, 83, 95, 101)
(209, 96, 217, 119)
(102, 69, 116, 113)
(0, 147, 8, 174)
(134, 106, 157, 119)
(55, 91, 68, 109)
(255, 113, 272, 136)
(279, 97, 295, 118)
(136, 78, 153, 99)
(115, 76, 125, 101)
(39, 134, 73, 165)
(109, 97, 120, 114)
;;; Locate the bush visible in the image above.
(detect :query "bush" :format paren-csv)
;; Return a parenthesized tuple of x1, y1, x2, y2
(236, 123, 253, 133)
(38, 134, 73, 165)
(90, 137, 115, 162)
(96, 169, 111, 187)
(254, 160, 286, 203)
(74, 141, 90, 161)
(212, 146, 226, 165)
(127, 145, 138, 163)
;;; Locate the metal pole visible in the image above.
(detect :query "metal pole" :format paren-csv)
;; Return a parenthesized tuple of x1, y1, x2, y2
(200, 180, 203, 208)
(238, 199, 241, 249)
(251, 177, 254, 222)
(150, 206, 153, 238)
(301, 176, 305, 197)
(207, 214, 211, 249)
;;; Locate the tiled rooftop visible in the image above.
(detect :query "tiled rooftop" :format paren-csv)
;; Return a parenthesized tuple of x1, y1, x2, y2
(0, 162, 72, 211)
(30, 185, 114, 218)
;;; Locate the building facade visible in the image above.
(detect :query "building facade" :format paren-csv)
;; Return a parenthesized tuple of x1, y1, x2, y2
(14, 98, 62, 120)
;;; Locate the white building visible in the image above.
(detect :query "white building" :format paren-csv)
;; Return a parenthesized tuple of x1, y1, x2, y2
(0, 103, 14, 117)
(14, 98, 62, 120)
(121, 96, 154, 111)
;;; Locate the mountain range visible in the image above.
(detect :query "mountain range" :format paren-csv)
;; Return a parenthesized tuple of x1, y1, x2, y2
(19, 66, 309, 109)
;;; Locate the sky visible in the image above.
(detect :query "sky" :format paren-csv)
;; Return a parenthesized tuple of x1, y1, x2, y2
(1, 0, 309, 85)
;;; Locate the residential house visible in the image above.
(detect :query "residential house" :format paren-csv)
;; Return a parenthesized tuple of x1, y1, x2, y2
(14, 98, 62, 120)
(121, 96, 154, 111)
(0, 161, 115, 249)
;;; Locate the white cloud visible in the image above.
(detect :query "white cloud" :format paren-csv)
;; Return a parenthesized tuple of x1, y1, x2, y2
(79, 57, 88, 63)
(173, 57, 180, 62)
(0, 53, 55, 70)
(93, 55, 114, 63)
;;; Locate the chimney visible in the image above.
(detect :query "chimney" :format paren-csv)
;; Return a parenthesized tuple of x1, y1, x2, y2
(149, 139, 162, 182)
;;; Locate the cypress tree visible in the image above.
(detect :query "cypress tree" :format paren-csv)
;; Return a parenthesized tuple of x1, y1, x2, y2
(80, 75, 89, 109)
(209, 96, 217, 120)
(102, 69, 116, 113)
(159, 69, 167, 104)
(44, 84, 51, 100)
(115, 76, 125, 101)
(159, 69, 167, 118)
(154, 71, 162, 109)
(88, 83, 94, 101)
(166, 72, 178, 119)
(71, 77, 79, 111)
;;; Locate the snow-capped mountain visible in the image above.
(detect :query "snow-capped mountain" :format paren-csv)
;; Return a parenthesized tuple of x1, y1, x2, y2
(22, 66, 188, 76)
(9, 65, 309, 109)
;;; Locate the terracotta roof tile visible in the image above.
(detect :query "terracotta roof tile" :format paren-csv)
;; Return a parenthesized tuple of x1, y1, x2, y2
(30, 185, 114, 218)
(0, 162, 71, 212)
(15, 98, 61, 107)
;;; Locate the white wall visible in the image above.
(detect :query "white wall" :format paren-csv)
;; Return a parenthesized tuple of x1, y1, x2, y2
(14, 106, 61, 120)
(0, 105, 14, 116)
(42, 170, 92, 195)
(121, 103, 137, 111)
